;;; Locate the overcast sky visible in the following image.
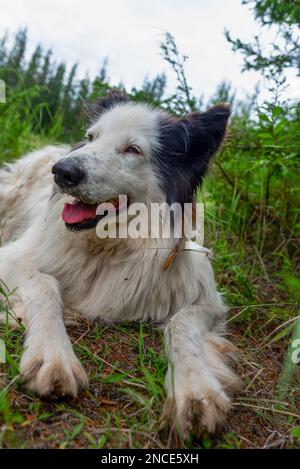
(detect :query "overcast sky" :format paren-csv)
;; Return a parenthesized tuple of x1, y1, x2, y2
(0, 0, 298, 103)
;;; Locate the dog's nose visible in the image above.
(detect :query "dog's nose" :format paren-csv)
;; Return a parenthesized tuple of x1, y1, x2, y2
(52, 161, 85, 188)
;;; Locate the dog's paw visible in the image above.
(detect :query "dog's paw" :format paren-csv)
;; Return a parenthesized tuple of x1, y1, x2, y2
(163, 391, 230, 440)
(164, 371, 231, 440)
(20, 345, 88, 397)
(173, 390, 230, 439)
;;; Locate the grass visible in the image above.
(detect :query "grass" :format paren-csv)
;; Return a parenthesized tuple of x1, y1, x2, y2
(0, 313, 299, 449)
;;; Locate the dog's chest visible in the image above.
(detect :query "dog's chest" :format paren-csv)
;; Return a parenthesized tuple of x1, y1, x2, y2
(59, 248, 184, 323)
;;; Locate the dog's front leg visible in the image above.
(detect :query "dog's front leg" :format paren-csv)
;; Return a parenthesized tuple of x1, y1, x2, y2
(0, 246, 88, 396)
(164, 304, 241, 439)
(18, 271, 88, 396)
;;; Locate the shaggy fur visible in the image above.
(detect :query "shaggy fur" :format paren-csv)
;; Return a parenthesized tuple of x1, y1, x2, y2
(0, 92, 240, 438)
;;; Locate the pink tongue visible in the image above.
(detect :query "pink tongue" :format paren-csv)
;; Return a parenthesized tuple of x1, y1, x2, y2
(62, 201, 97, 224)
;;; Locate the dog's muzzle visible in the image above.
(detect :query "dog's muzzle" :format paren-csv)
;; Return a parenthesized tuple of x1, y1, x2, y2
(52, 160, 86, 189)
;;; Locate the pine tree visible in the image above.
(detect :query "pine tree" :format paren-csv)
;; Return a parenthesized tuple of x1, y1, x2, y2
(47, 62, 66, 127)
(0, 33, 8, 67)
(62, 63, 78, 135)
(5, 29, 28, 86)
(65, 74, 91, 139)
(26, 44, 43, 87)
(38, 49, 53, 86)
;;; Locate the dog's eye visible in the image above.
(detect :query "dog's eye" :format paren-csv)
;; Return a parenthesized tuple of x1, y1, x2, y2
(123, 145, 142, 155)
(87, 133, 94, 142)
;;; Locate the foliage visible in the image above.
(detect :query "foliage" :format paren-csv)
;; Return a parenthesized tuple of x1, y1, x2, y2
(225, 0, 300, 76)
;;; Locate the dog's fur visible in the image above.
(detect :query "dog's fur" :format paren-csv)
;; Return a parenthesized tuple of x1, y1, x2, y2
(0, 92, 240, 438)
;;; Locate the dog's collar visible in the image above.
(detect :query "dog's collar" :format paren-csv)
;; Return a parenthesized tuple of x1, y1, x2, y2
(163, 245, 180, 271)
(163, 242, 212, 271)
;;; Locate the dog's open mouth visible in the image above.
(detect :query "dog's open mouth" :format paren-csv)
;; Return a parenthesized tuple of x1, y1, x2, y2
(62, 197, 123, 231)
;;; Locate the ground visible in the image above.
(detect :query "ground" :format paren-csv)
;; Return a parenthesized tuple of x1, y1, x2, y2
(1, 297, 299, 449)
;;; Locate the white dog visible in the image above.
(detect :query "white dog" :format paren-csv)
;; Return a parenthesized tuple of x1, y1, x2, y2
(0, 91, 240, 438)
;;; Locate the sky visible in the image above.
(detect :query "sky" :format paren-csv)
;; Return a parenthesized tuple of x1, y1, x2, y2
(0, 0, 299, 104)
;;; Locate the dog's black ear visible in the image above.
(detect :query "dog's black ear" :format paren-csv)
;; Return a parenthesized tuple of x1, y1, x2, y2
(89, 89, 129, 121)
(154, 104, 230, 204)
(179, 103, 231, 193)
(182, 103, 231, 166)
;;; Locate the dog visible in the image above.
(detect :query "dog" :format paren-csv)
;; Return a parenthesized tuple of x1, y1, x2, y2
(0, 91, 240, 438)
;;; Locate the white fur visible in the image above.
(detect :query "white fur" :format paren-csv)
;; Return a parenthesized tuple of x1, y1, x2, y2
(0, 103, 240, 438)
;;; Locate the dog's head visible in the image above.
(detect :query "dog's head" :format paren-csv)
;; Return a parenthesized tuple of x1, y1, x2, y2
(52, 90, 230, 232)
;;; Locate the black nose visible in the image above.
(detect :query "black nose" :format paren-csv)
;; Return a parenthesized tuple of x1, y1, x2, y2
(52, 161, 85, 188)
